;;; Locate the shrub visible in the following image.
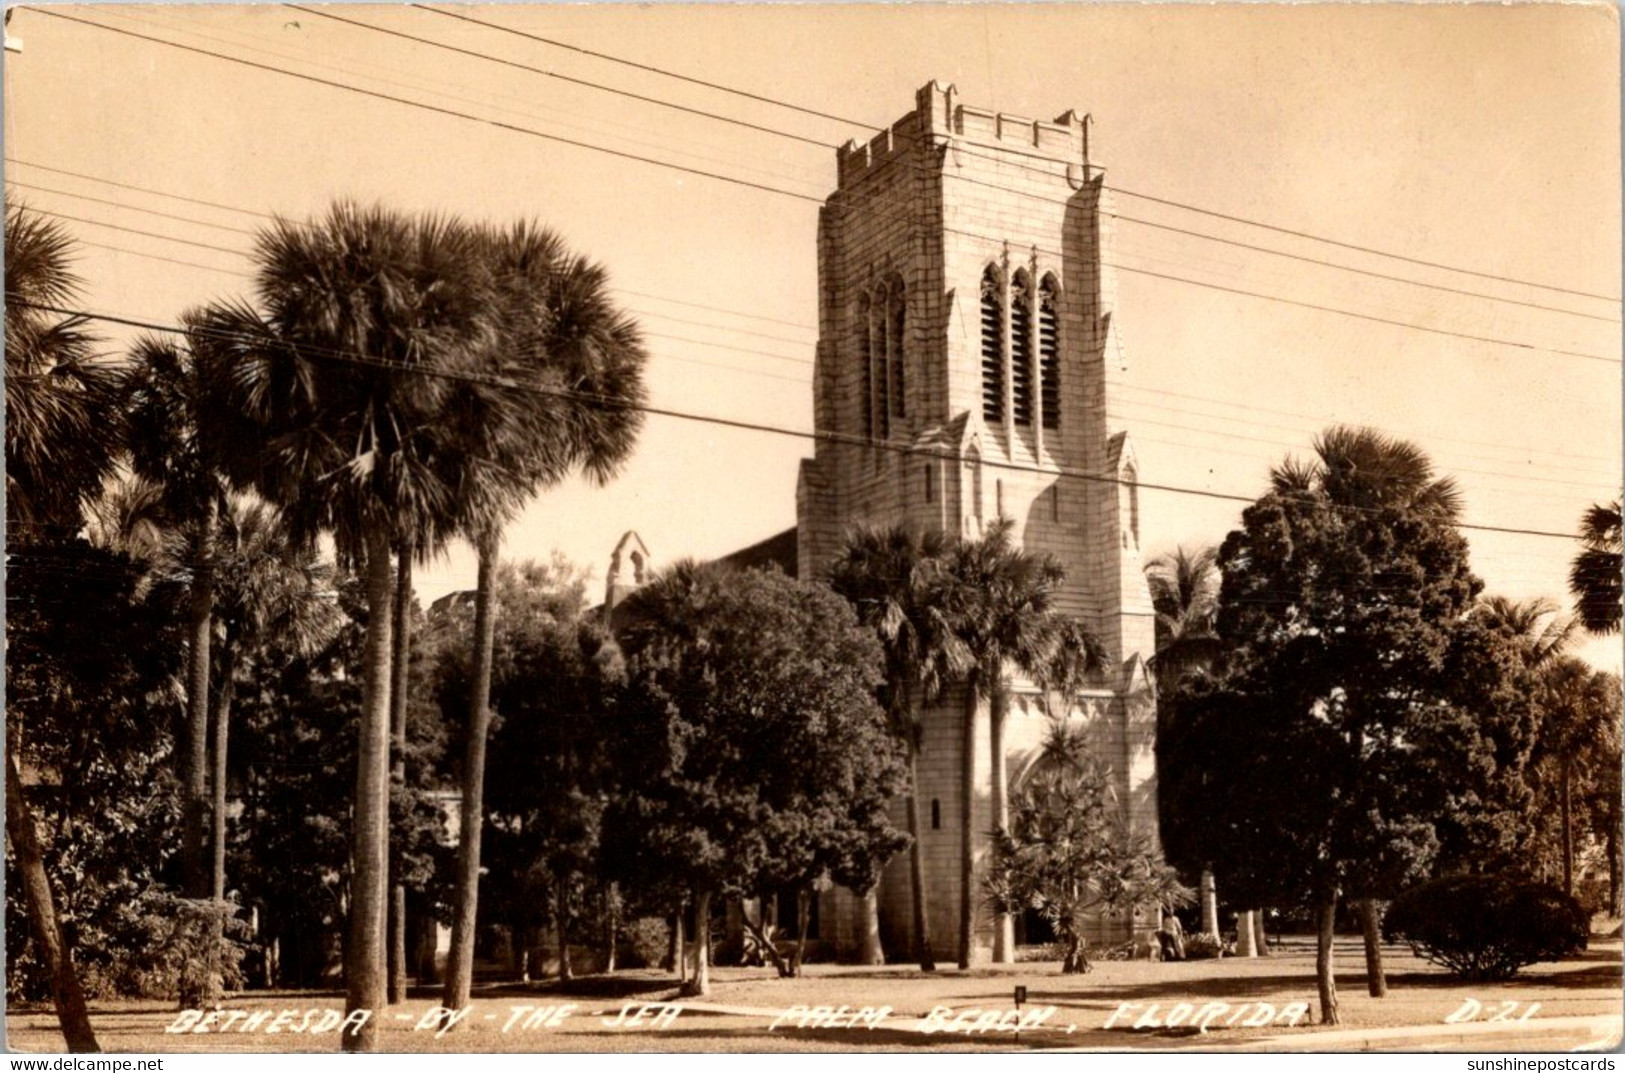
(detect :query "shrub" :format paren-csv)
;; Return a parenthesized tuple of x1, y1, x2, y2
(1183, 932, 1224, 960)
(620, 916, 669, 969)
(1384, 875, 1588, 982)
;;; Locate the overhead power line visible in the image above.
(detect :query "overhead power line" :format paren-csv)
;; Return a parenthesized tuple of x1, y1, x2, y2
(298, 4, 1618, 323)
(33, 10, 1619, 363)
(412, 2, 1621, 306)
(287, 5, 831, 150)
(11, 161, 1618, 484)
(32, 8, 827, 205)
(12, 297, 1597, 545)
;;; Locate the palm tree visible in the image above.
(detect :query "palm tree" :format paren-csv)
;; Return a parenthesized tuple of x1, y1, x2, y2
(1474, 595, 1575, 669)
(1144, 545, 1227, 937)
(1145, 546, 1223, 701)
(207, 498, 340, 910)
(440, 225, 647, 1013)
(4, 205, 123, 538)
(1570, 500, 1622, 635)
(122, 331, 241, 905)
(4, 204, 117, 1053)
(942, 517, 1064, 966)
(1531, 656, 1615, 894)
(828, 525, 969, 971)
(193, 202, 499, 1051)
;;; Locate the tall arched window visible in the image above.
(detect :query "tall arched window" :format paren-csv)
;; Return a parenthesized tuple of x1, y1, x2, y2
(857, 292, 874, 440)
(980, 265, 1004, 423)
(887, 277, 906, 420)
(1011, 270, 1033, 427)
(1039, 274, 1060, 431)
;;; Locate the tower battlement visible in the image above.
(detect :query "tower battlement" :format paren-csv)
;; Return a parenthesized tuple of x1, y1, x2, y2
(834, 81, 1093, 190)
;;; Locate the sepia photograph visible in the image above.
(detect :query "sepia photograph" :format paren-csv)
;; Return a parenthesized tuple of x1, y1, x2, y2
(3, 1, 1622, 1056)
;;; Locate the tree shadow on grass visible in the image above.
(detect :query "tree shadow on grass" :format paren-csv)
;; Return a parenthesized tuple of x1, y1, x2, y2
(470, 974, 682, 1001)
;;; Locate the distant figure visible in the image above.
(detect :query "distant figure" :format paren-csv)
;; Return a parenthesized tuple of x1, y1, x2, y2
(1156, 913, 1186, 962)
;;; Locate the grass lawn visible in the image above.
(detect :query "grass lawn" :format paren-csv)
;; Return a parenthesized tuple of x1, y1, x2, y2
(8, 935, 1621, 1053)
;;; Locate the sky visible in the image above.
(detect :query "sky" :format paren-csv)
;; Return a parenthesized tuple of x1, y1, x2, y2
(5, 2, 1621, 670)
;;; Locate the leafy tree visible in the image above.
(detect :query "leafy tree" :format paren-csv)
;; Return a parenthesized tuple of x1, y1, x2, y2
(5, 205, 128, 1052)
(942, 517, 1063, 967)
(827, 525, 968, 970)
(429, 558, 618, 982)
(6, 538, 181, 1046)
(1569, 500, 1621, 635)
(1176, 427, 1539, 1023)
(605, 564, 906, 996)
(231, 576, 450, 990)
(195, 203, 497, 1050)
(442, 226, 647, 1012)
(985, 724, 1191, 974)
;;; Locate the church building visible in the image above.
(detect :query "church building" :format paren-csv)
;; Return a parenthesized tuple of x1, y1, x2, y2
(794, 82, 1159, 964)
(606, 82, 1160, 966)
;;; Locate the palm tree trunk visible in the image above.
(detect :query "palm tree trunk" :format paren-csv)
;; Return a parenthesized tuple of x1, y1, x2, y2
(904, 734, 935, 971)
(210, 647, 236, 906)
(1253, 907, 1269, 955)
(792, 887, 811, 977)
(183, 502, 217, 900)
(1199, 868, 1218, 935)
(1315, 889, 1339, 1026)
(444, 534, 499, 1012)
(344, 526, 395, 1053)
(680, 891, 713, 997)
(603, 884, 619, 974)
(556, 884, 573, 982)
(959, 676, 979, 970)
(387, 545, 413, 1005)
(669, 909, 685, 982)
(1561, 756, 1574, 894)
(989, 682, 1013, 963)
(1235, 908, 1257, 957)
(6, 752, 100, 1053)
(208, 646, 237, 1007)
(1358, 899, 1387, 998)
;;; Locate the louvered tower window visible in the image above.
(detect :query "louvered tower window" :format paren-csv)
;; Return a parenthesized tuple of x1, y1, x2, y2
(980, 266, 1003, 423)
(1039, 274, 1060, 431)
(887, 279, 906, 419)
(1011, 270, 1033, 427)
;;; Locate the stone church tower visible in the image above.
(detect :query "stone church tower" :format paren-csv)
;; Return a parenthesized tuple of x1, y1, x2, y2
(797, 82, 1159, 964)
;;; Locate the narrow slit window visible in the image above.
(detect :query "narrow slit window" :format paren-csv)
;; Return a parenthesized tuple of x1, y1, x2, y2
(1040, 275, 1061, 431)
(1011, 270, 1033, 426)
(931, 799, 941, 830)
(888, 278, 906, 420)
(858, 293, 874, 440)
(871, 290, 890, 440)
(980, 266, 1004, 423)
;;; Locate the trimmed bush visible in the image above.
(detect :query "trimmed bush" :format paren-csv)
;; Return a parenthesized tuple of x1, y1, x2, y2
(1384, 875, 1588, 981)
(620, 916, 670, 969)
(1183, 932, 1224, 960)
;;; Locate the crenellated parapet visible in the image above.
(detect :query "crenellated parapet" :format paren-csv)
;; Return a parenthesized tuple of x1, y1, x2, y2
(835, 81, 1094, 193)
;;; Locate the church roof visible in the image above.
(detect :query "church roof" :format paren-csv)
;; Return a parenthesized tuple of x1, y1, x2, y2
(713, 526, 798, 578)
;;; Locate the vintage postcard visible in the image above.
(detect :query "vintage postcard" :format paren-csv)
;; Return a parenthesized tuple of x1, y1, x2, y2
(4, 1, 1621, 1058)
